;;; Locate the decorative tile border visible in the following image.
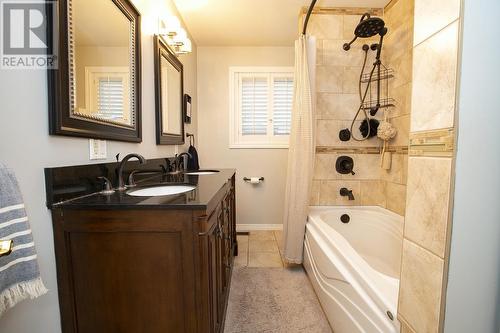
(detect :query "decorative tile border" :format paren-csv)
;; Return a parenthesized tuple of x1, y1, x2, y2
(316, 146, 408, 154)
(409, 128, 455, 157)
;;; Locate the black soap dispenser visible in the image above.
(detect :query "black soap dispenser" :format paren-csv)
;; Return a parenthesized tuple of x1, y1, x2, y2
(336, 156, 355, 175)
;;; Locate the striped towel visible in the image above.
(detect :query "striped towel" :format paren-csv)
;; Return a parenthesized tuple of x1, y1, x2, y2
(0, 163, 47, 316)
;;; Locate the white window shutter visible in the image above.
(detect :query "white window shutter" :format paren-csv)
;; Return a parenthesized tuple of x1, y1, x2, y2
(241, 77, 268, 136)
(97, 77, 125, 120)
(272, 77, 293, 136)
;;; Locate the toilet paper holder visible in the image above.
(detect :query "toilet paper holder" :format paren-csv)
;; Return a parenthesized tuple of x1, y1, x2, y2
(243, 177, 264, 184)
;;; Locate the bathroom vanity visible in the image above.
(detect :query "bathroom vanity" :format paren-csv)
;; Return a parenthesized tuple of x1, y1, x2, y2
(45, 161, 236, 333)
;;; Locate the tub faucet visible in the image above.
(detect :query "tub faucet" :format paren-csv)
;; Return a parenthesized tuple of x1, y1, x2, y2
(340, 187, 355, 200)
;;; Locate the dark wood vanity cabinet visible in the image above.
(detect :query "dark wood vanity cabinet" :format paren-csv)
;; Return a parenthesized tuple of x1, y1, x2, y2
(51, 175, 236, 333)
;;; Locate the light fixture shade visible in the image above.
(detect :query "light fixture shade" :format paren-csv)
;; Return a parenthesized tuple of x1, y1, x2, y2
(160, 15, 180, 36)
(177, 38, 192, 54)
(173, 28, 187, 46)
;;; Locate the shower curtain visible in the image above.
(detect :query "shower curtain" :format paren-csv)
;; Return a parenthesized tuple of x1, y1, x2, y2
(282, 35, 316, 264)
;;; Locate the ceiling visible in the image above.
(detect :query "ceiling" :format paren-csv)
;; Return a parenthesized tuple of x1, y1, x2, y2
(172, 0, 390, 47)
(74, 0, 130, 47)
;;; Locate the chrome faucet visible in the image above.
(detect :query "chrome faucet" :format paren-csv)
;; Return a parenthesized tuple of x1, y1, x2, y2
(340, 187, 355, 200)
(116, 153, 146, 190)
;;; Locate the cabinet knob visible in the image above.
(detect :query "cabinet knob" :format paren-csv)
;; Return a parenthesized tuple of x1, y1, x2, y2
(0, 240, 13, 258)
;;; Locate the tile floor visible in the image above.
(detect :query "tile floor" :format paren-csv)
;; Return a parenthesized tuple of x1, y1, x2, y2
(235, 230, 285, 268)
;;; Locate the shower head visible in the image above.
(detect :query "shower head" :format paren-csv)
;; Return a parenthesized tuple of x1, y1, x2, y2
(354, 16, 387, 38)
(343, 13, 387, 52)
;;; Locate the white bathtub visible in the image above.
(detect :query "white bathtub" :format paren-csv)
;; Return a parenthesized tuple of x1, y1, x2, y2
(303, 206, 403, 333)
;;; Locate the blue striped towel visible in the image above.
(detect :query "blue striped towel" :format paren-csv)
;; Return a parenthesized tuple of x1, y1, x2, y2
(0, 163, 47, 316)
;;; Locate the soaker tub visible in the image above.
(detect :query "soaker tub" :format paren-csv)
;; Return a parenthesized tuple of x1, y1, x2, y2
(303, 206, 403, 333)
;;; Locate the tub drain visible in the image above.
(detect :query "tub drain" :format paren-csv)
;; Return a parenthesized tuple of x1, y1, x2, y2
(340, 214, 350, 223)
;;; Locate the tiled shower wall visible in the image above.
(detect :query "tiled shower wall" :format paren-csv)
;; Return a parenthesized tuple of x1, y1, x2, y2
(381, 0, 414, 215)
(304, 2, 462, 332)
(398, 0, 461, 332)
(306, 3, 413, 216)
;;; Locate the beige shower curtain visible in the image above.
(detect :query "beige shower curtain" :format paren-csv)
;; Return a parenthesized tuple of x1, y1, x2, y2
(282, 35, 316, 264)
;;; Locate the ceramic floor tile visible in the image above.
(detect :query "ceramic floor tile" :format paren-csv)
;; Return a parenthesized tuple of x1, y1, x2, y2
(248, 251, 283, 268)
(237, 235, 249, 246)
(273, 230, 283, 249)
(248, 231, 275, 241)
(249, 239, 279, 253)
(234, 251, 248, 267)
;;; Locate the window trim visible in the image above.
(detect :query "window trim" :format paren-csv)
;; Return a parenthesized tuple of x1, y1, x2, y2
(229, 66, 294, 149)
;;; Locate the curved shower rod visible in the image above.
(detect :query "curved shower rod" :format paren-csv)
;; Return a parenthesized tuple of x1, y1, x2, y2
(302, 0, 318, 35)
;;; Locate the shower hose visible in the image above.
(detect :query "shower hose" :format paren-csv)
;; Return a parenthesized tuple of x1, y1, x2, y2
(349, 48, 378, 141)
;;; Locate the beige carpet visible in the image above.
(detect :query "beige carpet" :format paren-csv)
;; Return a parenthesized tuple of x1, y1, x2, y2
(224, 266, 332, 333)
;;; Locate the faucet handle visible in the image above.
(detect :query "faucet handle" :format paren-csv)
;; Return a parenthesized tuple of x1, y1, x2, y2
(97, 176, 114, 195)
(127, 170, 140, 188)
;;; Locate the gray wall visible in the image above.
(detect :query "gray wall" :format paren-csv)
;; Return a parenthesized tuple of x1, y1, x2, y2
(444, 0, 500, 332)
(0, 0, 197, 331)
(197, 47, 294, 228)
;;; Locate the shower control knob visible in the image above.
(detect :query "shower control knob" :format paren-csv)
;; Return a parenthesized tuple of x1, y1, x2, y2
(336, 156, 355, 175)
(339, 129, 351, 142)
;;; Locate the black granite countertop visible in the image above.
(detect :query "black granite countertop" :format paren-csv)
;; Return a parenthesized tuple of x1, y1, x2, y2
(44, 157, 235, 211)
(53, 169, 235, 210)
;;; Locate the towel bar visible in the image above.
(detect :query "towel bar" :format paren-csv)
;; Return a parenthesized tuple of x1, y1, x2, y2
(0, 240, 13, 258)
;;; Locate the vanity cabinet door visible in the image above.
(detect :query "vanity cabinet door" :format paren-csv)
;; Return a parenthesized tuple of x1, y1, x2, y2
(216, 206, 226, 324)
(222, 193, 232, 282)
(52, 209, 198, 333)
(198, 206, 222, 333)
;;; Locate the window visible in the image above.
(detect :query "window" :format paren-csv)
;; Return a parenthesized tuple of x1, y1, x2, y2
(96, 77, 126, 120)
(229, 67, 294, 148)
(84, 67, 131, 124)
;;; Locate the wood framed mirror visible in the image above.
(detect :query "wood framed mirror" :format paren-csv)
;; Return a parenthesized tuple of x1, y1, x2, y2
(154, 35, 184, 145)
(48, 0, 141, 142)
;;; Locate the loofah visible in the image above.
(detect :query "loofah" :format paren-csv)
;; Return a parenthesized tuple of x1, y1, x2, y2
(359, 119, 379, 138)
(377, 121, 397, 141)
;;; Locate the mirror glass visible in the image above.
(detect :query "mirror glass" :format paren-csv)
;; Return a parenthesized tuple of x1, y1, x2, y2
(161, 55, 182, 135)
(154, 35, 184, 145)
(70, 0, 135, 127)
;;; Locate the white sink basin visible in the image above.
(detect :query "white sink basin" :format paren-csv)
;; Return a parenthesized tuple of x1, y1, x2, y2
(185, 170, 220, 175)
(127, 185, 196, 197)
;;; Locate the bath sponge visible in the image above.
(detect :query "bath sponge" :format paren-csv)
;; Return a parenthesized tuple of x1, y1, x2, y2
(377, 121, 397, 141)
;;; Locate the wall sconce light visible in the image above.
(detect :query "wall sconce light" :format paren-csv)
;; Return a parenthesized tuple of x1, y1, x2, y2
(172, 28, 187, 46)
(159, 15, 180, 37)
(176, 39, 192, 54)
(159, 16, 192, 55)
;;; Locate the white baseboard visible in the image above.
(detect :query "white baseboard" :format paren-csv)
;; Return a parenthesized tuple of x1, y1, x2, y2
(236, 224, 283, 232)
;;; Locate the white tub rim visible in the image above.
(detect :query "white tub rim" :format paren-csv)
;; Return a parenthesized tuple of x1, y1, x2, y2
(307, 205, 403, 325)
